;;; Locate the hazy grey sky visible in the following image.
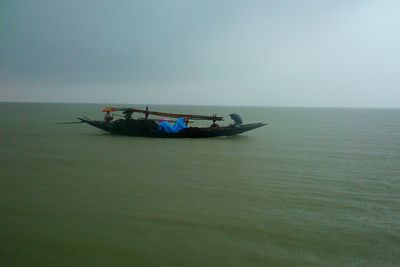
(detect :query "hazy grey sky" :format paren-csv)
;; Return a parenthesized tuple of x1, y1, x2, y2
(1, 0, 399, 107)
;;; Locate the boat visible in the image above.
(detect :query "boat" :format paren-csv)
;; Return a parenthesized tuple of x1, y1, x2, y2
(74, 106, 267, 138)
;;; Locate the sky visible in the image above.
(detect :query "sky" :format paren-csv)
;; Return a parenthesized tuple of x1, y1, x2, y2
(1, 0, 399, 107)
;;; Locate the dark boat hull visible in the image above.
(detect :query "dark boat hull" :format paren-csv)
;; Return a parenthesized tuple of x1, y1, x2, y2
(79, 118, 267, 138)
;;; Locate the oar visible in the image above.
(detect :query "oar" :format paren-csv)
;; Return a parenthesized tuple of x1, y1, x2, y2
(158, 119, 194, 123)
(55, 121, 85, 125)
(112, 113, 193, 123)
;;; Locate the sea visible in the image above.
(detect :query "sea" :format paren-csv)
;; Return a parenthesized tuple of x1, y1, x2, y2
(0, 102, 399, 266)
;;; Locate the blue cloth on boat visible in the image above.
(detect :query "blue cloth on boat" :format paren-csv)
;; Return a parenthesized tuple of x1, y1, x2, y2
(157, 118, 187, 133)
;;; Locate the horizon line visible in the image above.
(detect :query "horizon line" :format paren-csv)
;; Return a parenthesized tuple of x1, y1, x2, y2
(0, 101, 399, 110)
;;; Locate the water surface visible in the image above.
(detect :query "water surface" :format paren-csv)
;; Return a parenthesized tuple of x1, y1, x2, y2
(0, 103, 399, 266)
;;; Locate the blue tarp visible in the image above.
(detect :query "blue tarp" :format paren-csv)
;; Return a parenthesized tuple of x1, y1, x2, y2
(157, 118, 187, 133)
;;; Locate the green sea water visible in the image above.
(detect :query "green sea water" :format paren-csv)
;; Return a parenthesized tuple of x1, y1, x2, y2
(0, 103, 399, 266)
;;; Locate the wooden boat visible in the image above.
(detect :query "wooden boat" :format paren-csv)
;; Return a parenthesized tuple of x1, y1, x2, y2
(76, 107, 267, 138)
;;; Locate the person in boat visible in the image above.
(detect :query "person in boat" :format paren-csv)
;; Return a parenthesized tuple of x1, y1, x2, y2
(230, 113, 243, 128)
(210, 121, 219, 128)
(123, 110, 133, 120)
(210, 114, 219, 128)
(104, 111, 113, 123)
(144, 106, 149, 120)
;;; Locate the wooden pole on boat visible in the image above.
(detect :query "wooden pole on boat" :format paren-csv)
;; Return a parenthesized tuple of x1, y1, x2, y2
(55, 121, 85, 124)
